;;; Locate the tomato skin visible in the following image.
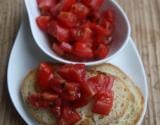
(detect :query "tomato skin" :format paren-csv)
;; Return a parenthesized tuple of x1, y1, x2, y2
(52, 43, 64, 56)
(94, 44, 109, 59)
(51, 106, 61, 118)
(60, 42, 72, 53)
(90, 0, 104, 10)
(36, 16, 50, 31)
(58, 12, 77, 28)
(37, 0, 57, 15)
(37, 62, 54, 90)
(72, 95, 89, 108)
(91, 23, 107, 37)
(73, 42, 93, 59)
(62, 82, 81, 101)
(71, 3, 89, 19)
(42, 92, 58, 101)
(48, 21, 70, 42)
(92, 91, 113, 115)
(59, 106, 81, 125)
(60, 0, 76, 11)
(82, 81, 96, 97)
(102, 9, 115, 23)
(58, 64, 86, 83)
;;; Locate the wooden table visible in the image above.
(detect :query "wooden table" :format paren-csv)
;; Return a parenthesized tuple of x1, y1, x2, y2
(0, 0, 159, 124)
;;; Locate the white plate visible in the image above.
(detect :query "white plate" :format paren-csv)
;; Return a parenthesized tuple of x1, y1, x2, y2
(7, 18, 148, 125)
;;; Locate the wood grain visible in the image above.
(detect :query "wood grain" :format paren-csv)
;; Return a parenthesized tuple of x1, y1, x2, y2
(0, 0, 160, 124)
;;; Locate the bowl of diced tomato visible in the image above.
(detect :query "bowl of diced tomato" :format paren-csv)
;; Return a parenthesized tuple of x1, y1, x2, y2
(25, 0, 131, 65)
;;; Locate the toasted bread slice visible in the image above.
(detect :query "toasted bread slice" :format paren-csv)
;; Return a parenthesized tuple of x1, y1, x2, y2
(91, 64, 144, 125)
(21, 68, 131, 125)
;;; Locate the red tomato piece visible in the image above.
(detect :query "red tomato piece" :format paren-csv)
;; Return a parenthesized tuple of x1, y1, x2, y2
(105, 21, 114, 36)
(80, 0, 91, 7)
(71, 3, 89, 19)
(92, 91, 113, 115)
(102, 9, 115, 23)
(107, 76, 114, 90)
(41, 92, 58, 101)
(48, 21, 70, 42)
(37, 62, 54, 90)
(60, 0, 76, 11)
(71, 27, 93, 44)
(52, 43, 64, 56)
(36, 16, 50, 31)
(59, 106, 81, 125)
(72, 95, 89, 108)
(58, 12, 77, 28)
(27, 92, 58, 108)
(62, 82, 81, 101)
(94, 44, 109, 59)
(57, 64, 86, 83)
(91, 23, 107, 37)
(73, 42, 93, 59)
(81, 81, 97, 97)
(51, 106, 61, 118)
(37, 0, 56, 15)
(37, 0, 55, 9)
(60, 42, 72, 53)
(90, 0, 104, 10)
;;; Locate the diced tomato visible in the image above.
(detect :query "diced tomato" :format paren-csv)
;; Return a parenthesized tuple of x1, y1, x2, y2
(81, 0, 104, 10)
(41, 92, 58, 101)
(72, 95, 89, 108)
(88, 74, 111, 92)
(60, 42, 72, 53)
(36, 16, 50, 31)
(62, 82, 81, 101)
(71, 27, 93, 45)
(92, 91, 113, 115)
(48, 21, 70, 42)
(107, 76, 114, 90)
(105, 21, 114, 36)
(91, 23, 107, 37)
(50, 74, 66, 94)
(51, 106, 61, 118)
(90, 0, 104, 10)
(94, 44, 109, 59)
(37, 0, 56, 9)
(27, 92, 58, 108)
(71, 3, 89, 19)
(37, 0, 57, 15)
(80, 0, 91, 7)
(59, 106, 81, 125)
(102, 9, 115, 23)
(60, 0, 76, 11)
(52, 43, 64, 56)
(58, 12, 77, 28)
(57, 64, 86, 83)
(73, 42, 93, 59)
(37, 62, 54, 90)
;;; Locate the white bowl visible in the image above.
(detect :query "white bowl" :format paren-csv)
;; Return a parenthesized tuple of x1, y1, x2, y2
(24, 0, 131, 66)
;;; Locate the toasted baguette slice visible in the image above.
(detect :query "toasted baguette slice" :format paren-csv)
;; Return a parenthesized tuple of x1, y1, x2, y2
(21, 68, 131, 125)
(91, 64, 144, 125)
